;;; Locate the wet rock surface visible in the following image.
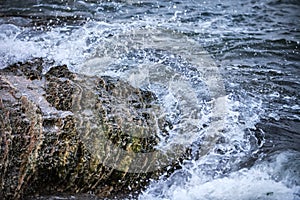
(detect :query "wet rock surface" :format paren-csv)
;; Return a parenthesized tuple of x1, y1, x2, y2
(0, 58, 173, 199)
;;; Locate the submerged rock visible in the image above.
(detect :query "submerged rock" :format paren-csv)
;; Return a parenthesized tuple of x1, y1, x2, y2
(0, 58, 176, 199)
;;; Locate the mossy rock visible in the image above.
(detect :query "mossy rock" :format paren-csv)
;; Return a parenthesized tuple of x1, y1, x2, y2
(0, 58, 178, 199)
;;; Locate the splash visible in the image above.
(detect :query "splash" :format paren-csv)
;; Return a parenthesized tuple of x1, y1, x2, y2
(77, 25, 228, 172)
(0, 18, 229, 173)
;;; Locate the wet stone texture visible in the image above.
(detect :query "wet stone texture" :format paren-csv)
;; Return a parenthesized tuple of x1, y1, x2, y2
(0, 58, 173, 199)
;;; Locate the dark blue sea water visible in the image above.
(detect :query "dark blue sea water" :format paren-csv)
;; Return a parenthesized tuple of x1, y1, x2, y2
(0, 0, 299, 199)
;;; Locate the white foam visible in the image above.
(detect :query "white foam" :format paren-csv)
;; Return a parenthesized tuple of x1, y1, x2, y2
(140, 151, 300, 200)
(0, 21, 111, 69)
(138, 92, 300, 200)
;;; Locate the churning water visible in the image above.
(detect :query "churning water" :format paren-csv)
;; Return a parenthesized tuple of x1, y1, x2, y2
(0, 0, 299, 199)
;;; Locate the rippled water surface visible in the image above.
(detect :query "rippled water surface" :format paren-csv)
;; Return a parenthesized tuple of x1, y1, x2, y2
(0, 0, 299, 199)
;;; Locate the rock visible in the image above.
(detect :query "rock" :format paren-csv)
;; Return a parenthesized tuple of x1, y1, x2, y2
(0, 58, 175, 199)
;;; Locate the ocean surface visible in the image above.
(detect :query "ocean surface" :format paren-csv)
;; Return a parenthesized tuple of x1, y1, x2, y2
(0, 0, 299, 199)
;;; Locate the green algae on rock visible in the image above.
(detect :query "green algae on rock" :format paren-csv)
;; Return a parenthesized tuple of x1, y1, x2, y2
(0, 58, 177, 199)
